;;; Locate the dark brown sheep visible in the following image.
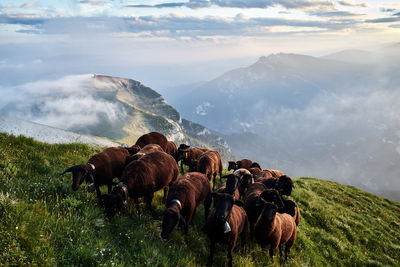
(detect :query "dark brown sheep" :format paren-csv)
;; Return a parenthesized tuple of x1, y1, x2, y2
(127, 132, 168, 155)
(254, 200, 297, 261)
(255, 170, 274, 180)
(259, 175, 294, 196)
(101, 151, 178, 219)
(177, 144, 208, 173)
(161, 172, 212, 238)
(249, 167, 262, 176)
(203, 193, 248, 267)
(197, 150, 223, 190)
(233, 168, 254, 197)
(228, 159, 252, 171)
(268, 169, 285, 178)
(126, 144, 164, 164)
(61, 146, 129, 199)
(216, 174, 241, 200)
(244, 183, 284, 233)
(250, 162, 261, 169)
(283, 199, 300, 226)
(165, 140, 178, 161)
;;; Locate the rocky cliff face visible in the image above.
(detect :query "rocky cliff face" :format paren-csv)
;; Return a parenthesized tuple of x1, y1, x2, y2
(0, 74, 234, 162)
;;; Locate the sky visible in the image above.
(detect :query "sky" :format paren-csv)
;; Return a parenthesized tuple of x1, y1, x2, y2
(0, 0, 400, 89)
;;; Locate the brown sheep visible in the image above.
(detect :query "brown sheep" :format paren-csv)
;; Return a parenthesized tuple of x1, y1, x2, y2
(203, 193, 248, 267)
(268, 169, 285, 178)
(254, 200, 297, 261)
(177, 144, 208, 173)
(228, 159, 252, 171)
(197, 150, 223, 190)
(249, 167, 262, 176)
(233, 168, 254, 197)
(244, 183, 284, 233)
(283, 199, 300, 226)
(101, 151, 178, 219)
(126, 132, 168, 155)
(161, 172, 212, 238)
(216, 174, 241, 200)
(165, 140, 178, 161)
(255, 170, 274, 180)
(259, 175, 294, 196)
(126, 144, 164, 164)
(61, 146, 129, 199)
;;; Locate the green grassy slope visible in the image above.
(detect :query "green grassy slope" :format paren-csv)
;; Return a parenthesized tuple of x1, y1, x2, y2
(1, 133, 399, 266)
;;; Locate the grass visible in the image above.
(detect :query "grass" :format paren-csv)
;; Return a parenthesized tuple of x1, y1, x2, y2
(1, 132, 399, 266)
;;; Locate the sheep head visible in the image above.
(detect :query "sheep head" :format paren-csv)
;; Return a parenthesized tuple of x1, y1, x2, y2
(258, 199, 278, 222)
(61, 164, 93, 191)
(227, 161, 237, 171)
(259, 189, 284, 213)
(275, 175, 294, 196)
(101, 193, 124, 220)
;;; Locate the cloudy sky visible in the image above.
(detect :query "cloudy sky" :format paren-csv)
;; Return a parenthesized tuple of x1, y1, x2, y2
(0, 0, 399, 89)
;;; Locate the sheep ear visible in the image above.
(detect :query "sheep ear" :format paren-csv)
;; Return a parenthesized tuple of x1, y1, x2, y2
(220, 174, 229, 180)
(59, 166, 77, 176)
(234, 200, 244, 207)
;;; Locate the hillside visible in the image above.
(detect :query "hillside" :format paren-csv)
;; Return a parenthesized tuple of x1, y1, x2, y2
(0, 74, 234, 162)
(1, 133, 399, 266)
(0, 115, 119, 147)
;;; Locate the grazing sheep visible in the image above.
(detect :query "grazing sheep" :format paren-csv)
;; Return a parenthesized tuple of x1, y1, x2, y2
(203, 193, 248, 267)
(249, 167, 262, 176)
(244, 183, 284, 233)
(283, 199, 300, 226)
(255, 170, 274, 180)
(126, 144, 164, 163)
(165, 140, 178, 161)
(260, 175, 294, 196)
(268, 169, 285, 178)
(250, 162, 261, 169)
(177, 144, 208, 173)
(127, 132, 168, 155)
(61, 146, 129, 199)
(101, 151, 178, 219)
(197, 150, 223, 190)
(228, 159, 252, 171)
(161, 172, 212, 239)
(216, 174, 241, 200)
(254, 200, 297, 261)
(233, 168, 254, 197)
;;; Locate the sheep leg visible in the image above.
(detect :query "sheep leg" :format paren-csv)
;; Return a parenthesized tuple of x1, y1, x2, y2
(207, 240, 215, 267)
(279, 244, 283, 258)
(95, 186, 102, 200)
(180, 161, 184, 173)
(269, 246, 274, 262)
(162, 187, 167, 203)
(107, 183, 112, 194)
(145, 192, 154, 211)
(204, 194, 212, 221)
(227, 240, 235, 267)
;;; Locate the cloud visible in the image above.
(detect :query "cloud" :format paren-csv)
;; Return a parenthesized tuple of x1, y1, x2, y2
(79, 0, 108, 5)
(1, 12, 356, 37)
(125, 0, 335, 10)
(337, 0, 369, 8)
(308, 10, 364, 17)
(20, 2, 38, 9)
(380, 8, 397, 13)
(0, 74, 129, 133)
(0, 13, 47, 26)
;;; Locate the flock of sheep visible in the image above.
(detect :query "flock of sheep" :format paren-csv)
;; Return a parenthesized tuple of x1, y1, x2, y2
(61, 131, 299, 266)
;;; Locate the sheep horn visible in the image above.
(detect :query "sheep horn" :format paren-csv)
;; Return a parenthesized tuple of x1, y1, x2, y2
(59, 166, 77, 176)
